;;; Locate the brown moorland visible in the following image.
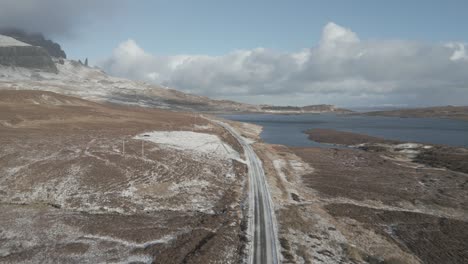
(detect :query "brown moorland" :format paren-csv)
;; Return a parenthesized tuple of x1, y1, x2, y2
(289, 128, 468, 263)
(0, 90, 247, 263)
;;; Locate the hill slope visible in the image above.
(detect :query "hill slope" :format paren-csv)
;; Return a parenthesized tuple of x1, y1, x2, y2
(261, 104, 352, 113)
(365, 106, 468, 121)
(0, 57, 262, 112)
(0, 33, 350, 114)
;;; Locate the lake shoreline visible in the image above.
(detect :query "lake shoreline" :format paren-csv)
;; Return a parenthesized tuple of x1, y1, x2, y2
(220, 113, 468, 148)
(234, 118, 468, 263)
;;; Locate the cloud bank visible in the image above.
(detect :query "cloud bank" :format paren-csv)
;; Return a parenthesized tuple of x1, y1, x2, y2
(100, 22, 468, 107)
(0, 0, 120, 37)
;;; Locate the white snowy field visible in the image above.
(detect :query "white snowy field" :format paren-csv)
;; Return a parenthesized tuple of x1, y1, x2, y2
(134, 131, 241, 161)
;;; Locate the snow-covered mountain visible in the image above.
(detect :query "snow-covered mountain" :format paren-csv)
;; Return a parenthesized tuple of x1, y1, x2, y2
(0, 34, 350, 113)
(0, 34, 57, 73)
(0, 33, 260, 112)
(0, 58, 259, 112)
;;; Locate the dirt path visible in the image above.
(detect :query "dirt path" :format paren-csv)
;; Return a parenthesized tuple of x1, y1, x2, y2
(213, 120, 280, 264)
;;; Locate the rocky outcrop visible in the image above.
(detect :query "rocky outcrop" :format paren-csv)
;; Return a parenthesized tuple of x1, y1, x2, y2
(0, 45, 57, 72)
(0, 28, 66, 58)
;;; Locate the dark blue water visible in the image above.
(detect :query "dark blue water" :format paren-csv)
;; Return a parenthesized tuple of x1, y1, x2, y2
(220, 114, 468, 147)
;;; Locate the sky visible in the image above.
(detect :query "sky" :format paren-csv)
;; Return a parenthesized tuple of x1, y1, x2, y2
(1, 0, 468, 107)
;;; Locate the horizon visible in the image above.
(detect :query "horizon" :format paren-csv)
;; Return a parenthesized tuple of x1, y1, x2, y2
(1, 0, 468, 108)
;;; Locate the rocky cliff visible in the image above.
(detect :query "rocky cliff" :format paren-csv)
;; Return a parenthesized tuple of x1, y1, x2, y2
(0, 28, 66, 58)
(0, 35, 57, 73)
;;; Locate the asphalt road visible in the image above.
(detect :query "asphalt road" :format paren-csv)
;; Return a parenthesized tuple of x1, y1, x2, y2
(214, 120, 280, 264)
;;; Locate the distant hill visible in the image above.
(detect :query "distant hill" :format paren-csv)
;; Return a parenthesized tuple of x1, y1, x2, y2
(0, 28, 66, 58)
(260, 104, 352, 114)
(0, 54, 261, 112)
(364, 106, 468, 121)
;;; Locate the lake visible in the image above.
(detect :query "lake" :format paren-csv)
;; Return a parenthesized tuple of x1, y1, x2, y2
(220, 114, 468, 147)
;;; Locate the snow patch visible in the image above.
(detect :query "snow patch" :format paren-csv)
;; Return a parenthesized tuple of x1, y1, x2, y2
(121, 185, 137, 198)
(80, 233, 175, 248)
(273, 159, 288, 182)
(289, 160, 307, 174)
(0, 35, 30, 47)
(193, 124, 213, 130)
(395, 143, 422, 149)
(169, 180, 211, 192)
(134, 131, 240, 161)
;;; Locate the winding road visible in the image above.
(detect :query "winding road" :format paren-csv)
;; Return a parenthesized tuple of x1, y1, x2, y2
(213, 120, 280, 264)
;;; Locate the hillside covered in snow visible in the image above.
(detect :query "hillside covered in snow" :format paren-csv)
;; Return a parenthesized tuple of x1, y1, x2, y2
(0, 34, 351, 114)
(0, 38, 259, 112)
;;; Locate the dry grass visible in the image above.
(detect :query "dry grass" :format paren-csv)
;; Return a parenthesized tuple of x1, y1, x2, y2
(0, 90, 246, 263)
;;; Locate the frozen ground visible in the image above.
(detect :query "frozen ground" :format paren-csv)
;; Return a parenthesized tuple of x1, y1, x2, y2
(0, 90, 247, 263)
(134, 131, 241, 161)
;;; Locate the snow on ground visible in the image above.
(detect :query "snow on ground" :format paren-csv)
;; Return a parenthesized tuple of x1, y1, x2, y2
(134, 131, 240, 161)
(395, 143, 422, 149)
(193, 124, 213, 130)
(0, 58, 221, 111)
(273, 159, 288, 182)
(0, 59, 154, 103)
(0, 35, 30, 47)
(0, 205, 179, 263)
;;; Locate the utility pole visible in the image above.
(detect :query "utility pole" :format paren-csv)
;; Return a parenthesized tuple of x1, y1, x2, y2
(122, 139, 125, 156)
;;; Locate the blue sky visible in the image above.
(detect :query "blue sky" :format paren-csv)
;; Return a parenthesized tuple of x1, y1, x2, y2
(59, 0, 468, 61)
(2, 0, 467, 107)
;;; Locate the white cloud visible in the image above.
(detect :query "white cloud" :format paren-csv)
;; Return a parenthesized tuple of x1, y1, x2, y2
(319, 22, 360, 55)
(446, 42, 468, 61)
(99, 22, 468, 107)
